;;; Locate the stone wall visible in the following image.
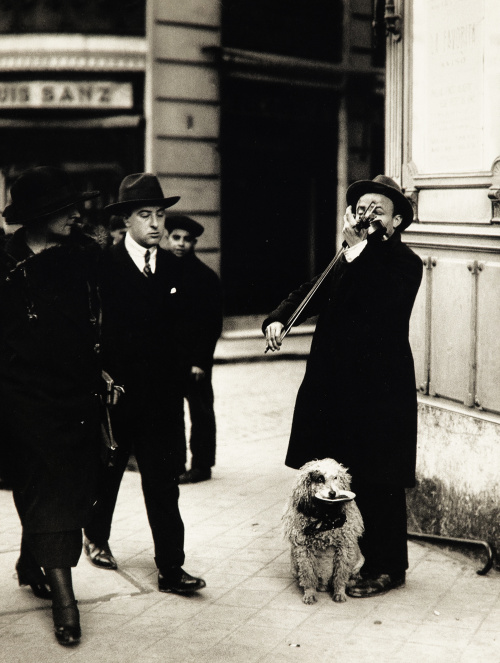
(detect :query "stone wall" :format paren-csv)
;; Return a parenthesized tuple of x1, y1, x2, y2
(407, 400, 500, 567)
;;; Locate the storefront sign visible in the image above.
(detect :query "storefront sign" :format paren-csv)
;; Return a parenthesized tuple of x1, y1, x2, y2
(0, 81, 133, 109)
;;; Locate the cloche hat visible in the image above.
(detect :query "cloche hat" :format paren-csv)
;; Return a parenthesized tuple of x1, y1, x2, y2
(105, 173, 180, 215)
(3, 166, 100, 225)
(346, 174, 414, 231)
(164, 214, 204, 238)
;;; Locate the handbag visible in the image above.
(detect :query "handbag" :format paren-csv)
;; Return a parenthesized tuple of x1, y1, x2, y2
(100, 370, 124, 467)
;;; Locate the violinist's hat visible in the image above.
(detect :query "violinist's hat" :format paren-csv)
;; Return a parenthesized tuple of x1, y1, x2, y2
(346, 175, 414, 231)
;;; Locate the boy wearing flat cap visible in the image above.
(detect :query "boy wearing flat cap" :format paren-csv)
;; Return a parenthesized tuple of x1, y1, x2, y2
(162, 215, 223, 484)
(83, 173, 206, 595)
(264, 175, 423, 598)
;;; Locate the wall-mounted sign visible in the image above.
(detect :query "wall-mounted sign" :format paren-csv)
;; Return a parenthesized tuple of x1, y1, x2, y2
(412, 2, 485, 174)
(0, 81, 133, 109)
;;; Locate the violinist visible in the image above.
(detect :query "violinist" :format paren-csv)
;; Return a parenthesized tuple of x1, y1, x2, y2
(263, 175, 423, 598)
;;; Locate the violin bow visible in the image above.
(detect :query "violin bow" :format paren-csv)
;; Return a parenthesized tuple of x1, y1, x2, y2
(265, 201, 377, 352)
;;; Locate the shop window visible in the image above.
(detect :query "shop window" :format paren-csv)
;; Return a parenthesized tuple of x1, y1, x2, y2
(222, 0, 343, 63)
(0, 0, 145, 36)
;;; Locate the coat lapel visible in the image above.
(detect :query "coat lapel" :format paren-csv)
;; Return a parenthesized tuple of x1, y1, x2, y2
(110, 239, 152, 289)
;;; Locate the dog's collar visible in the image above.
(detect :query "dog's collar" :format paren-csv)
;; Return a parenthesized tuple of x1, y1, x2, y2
(303, 512, 346, 535)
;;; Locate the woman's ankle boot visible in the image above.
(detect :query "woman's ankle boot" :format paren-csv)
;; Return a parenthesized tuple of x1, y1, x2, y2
(51, 599, 81, 646)
(45, 568, 81, 646)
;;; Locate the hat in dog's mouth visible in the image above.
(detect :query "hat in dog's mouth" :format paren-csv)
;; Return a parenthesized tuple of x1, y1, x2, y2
(314, 490, 356, 504)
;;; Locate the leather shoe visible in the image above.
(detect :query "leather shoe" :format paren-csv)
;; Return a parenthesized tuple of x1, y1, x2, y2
(158, 568, 206, 594)
(178, 468, 211, 484)
(83, 537, 118, 570)
(16, 558, 52, 600)
(346, 572, 405, 598)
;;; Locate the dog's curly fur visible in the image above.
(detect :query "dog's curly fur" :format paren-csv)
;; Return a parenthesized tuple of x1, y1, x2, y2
(283, 458, 364, 604)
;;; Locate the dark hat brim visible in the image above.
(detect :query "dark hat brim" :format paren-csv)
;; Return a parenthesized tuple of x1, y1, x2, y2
(3, 190, 100, 225)
(104, 196, 180, 214)
(346, 180, 414, 231)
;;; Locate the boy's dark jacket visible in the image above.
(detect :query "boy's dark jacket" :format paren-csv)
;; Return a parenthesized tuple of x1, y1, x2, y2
(162, 250, 223, 373)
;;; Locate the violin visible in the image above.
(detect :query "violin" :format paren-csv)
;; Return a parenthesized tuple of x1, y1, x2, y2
(265, 201, 382, 352)
(352, 201, 377, 234)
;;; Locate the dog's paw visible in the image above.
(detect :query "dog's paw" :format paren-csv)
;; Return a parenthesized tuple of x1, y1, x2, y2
(332, 592, 347, 603)
(302, 591, 317, 604)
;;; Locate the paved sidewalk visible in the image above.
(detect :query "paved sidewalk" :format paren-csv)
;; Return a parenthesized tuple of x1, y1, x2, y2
(1, 359, 500, 663)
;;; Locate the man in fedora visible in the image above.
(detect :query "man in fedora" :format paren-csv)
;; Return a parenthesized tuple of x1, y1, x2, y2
(83, 173, 206, 595)
(161, 215, 223, 484)
(263, 175, 423, 598)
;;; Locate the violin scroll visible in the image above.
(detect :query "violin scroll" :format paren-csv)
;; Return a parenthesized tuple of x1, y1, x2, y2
(353, 201, 376, 233)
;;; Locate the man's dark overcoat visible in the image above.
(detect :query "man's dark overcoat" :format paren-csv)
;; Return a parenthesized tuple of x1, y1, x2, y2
(100, 240, 189, 469)
(263, 233, 423, 486)
(0, 228, 102, 533)
(100, 241, 188, 400)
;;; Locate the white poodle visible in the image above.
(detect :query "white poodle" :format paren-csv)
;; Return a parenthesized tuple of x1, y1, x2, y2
(283, 458, 364, 604)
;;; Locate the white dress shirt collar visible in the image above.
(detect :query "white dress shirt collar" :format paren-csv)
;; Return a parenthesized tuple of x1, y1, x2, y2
(124, 232, 158, 273)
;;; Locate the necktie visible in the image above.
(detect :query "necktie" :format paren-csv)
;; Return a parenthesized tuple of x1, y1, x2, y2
(143, 250, 152, 278)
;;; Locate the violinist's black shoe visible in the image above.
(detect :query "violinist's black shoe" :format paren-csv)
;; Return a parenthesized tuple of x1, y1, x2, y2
(158, 567, 206, 594)
(16, 558, 52, 600)
(52, 600, 81, 646)
(346, 571, 405, 598)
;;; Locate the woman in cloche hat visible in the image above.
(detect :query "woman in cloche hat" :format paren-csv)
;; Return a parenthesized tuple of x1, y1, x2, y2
(0, 166, 103, 646)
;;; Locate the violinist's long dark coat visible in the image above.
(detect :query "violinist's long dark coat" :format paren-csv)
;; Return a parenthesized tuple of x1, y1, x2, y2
(0, 229, 102, 533)
(263, 233, 423, 486)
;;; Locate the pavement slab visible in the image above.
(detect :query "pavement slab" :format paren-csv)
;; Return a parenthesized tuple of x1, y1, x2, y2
(1, 357, 500, 662)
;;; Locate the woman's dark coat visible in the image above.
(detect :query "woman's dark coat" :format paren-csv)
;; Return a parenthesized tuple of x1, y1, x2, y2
(263, 233, 423, 486)
(0, 228, 102, 533)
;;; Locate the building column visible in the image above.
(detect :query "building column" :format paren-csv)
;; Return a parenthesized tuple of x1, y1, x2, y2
(145, 0, 222, 274)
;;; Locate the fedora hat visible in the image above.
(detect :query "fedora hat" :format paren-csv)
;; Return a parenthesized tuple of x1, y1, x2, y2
(346, 175, 414, 231)
(105, 173, 180, 215)
(164, 214, 204, 238)
(3, 166, 100, 225)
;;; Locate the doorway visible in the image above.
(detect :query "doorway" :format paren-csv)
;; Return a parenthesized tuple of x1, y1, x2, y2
(220, 77, 339, 315)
